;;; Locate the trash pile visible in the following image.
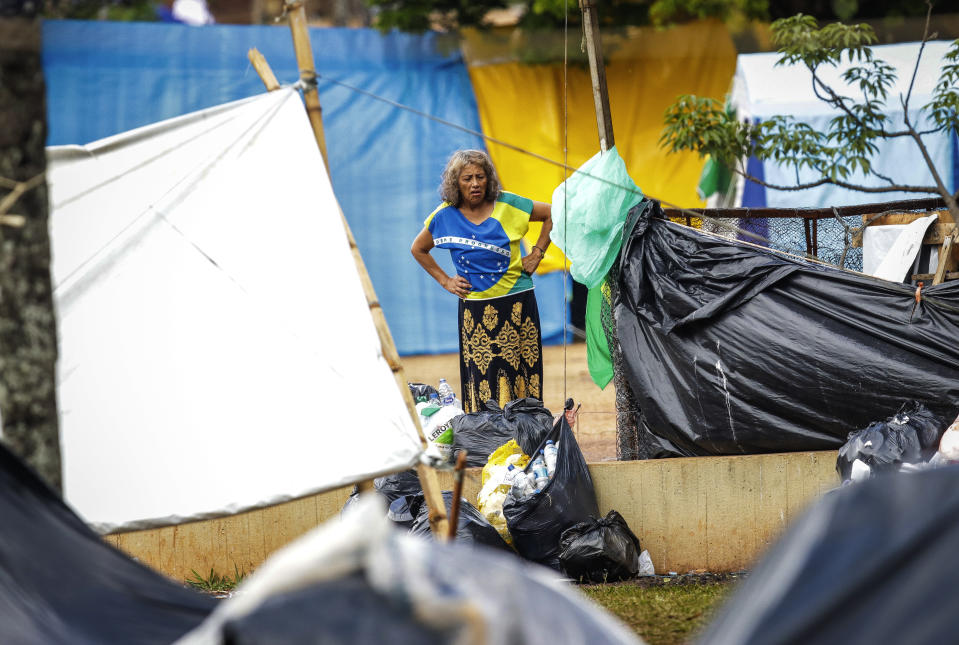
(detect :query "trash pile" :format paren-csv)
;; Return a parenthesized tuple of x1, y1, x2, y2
(411, 379, 463, 463)
(347, 382, 654, 583)
(836, 401, 957, 483)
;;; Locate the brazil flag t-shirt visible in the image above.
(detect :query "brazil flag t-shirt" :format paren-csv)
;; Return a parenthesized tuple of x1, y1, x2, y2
(424, 191, 534, 300)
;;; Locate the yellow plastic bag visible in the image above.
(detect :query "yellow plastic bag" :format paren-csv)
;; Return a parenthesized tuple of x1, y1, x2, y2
(481, 440, 530, 486)
(477, 440, 530, 545)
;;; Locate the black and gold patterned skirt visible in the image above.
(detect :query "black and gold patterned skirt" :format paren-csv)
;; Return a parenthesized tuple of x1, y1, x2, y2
(458, 289, 543, 413)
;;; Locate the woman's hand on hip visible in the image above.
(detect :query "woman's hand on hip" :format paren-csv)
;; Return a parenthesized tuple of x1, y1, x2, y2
(522, 251, 543, 275)
(444, 275, 473, 298)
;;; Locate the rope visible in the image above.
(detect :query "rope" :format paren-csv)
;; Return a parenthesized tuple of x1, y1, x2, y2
(307, 73, 959, 314)
(312, 72, 785, 251)
(562, 0, 569, 413)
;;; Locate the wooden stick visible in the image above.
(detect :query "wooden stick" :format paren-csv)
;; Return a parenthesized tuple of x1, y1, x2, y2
(579, 0, 614, 152)
(275, 6, 450, 539)
(285, 0, 331, 181)
(933, 233, 954, 285)
(447, 451, 468, 540)
(247, 48, 280, 91)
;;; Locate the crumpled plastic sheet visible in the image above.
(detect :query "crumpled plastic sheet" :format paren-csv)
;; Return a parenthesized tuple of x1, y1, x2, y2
(615, 198, 959, 456)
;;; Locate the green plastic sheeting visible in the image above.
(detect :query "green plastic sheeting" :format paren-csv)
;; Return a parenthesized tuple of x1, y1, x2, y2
(549, 146, 642, 289)
(585, 279, 613, 389)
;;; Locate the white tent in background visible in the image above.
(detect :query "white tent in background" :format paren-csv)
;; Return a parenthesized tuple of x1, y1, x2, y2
(46, 89, 422, 534)
(726, 40, 956, 209)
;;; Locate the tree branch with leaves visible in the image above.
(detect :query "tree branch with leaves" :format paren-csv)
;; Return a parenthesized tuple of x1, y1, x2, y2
(660, 2, 959, 225)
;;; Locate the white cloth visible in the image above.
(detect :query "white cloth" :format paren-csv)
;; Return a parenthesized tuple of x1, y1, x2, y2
(48, 89, 422, 533)
(865, 214, 939, 282)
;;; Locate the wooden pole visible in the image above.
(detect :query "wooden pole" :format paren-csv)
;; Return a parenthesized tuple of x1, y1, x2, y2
(579, 0, 614, 152)
(247, 48, 280, 91)
(285, 0, 332, 180)
(933, 233, 955, 285)
(578, 0, 646, 459)
(447, 451, 467, 540)
(254, 18, 451, 537)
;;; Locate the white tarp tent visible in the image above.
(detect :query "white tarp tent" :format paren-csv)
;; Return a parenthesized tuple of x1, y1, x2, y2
(728, 41, 957, 209)
(45, 88, 422, 534)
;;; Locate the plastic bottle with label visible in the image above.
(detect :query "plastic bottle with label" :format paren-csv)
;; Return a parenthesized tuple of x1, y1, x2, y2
(526, 471, 537, 491)
(437, 378, 456, 406)
(543, 440, 558, 477)
(532, 455, 549, 492)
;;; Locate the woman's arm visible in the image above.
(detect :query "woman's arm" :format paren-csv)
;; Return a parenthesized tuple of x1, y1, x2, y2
(411, 227, 473, 298)
(522, 201, 553, 274)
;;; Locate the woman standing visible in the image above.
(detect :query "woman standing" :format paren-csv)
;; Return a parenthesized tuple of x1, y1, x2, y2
(411, 150, 553, 413)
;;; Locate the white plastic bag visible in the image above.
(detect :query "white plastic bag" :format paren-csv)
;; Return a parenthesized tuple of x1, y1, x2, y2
(637, 550, 655, 577)
(418, 404, 462, 462)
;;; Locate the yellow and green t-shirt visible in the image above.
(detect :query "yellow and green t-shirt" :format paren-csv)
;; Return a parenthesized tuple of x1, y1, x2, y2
(424, 191, 534, 300)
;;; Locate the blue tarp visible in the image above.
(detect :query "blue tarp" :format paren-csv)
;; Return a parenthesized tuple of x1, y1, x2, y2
(42, 20, 569, 355)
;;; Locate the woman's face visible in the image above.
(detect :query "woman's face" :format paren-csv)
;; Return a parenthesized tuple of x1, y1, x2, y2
(458, 163, 488, 208)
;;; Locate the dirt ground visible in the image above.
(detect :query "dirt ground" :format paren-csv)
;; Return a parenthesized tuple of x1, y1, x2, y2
(401, 340, 619, 462)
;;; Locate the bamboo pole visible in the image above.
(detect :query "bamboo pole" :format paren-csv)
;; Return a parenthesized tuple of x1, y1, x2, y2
(247, 48, 280, 91)
(261, 12, 451, 537)
(285, 0, 331, 180)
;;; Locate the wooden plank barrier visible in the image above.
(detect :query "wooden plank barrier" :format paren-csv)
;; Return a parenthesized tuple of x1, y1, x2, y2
(107, 451, 839, 581)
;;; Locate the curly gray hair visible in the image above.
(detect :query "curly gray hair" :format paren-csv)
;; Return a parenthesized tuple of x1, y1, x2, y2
(438, 149, 501, 207)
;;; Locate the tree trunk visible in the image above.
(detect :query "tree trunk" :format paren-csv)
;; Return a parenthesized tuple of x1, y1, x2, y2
(0, 17, 62, 493)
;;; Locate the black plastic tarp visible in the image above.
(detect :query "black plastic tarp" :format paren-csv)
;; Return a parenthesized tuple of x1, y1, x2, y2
(615, 199, 959, 456)
(699, 466, 959, 645)
(0, 442, 215, 644)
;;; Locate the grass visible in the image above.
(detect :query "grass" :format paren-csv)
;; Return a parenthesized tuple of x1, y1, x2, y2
(581, 578, 737, 645)
(186, 564, 248, 594)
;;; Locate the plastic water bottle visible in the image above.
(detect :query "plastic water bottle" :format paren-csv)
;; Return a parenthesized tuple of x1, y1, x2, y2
(506, 465, 533, 499)
(437, 378, 456, 406)
(543, 440, 558, 477)
(532, 455, 549, 492)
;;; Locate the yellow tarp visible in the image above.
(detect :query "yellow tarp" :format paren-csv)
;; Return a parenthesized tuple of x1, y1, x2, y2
(464, 21, 737, 272)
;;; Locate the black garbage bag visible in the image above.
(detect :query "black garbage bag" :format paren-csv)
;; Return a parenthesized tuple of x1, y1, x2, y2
(408, 382, 438, 403)
(837, 401, 945, 481)
(409, 491, 512, 552)
(559, 510, 641, 583)
(342, 469, 423, 514)
(504, 416, 599, 570)
(451, 400, 515, 467)
(505, 397, 555, 457)
(387, 496, 418, 531)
